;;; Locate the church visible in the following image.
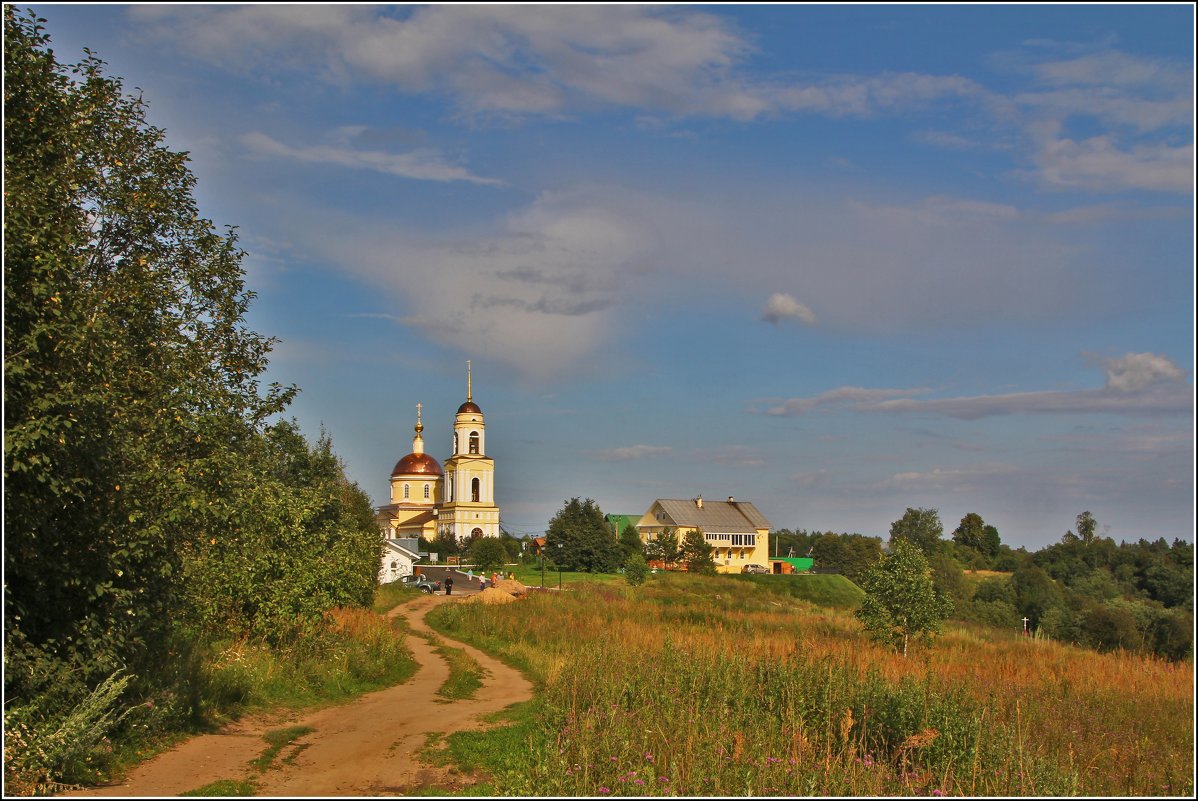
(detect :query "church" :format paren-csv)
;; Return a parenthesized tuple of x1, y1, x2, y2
(374, 362, 501, 544)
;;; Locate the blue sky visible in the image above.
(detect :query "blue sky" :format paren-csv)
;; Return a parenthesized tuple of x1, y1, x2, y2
(29, 4, 1194, 549)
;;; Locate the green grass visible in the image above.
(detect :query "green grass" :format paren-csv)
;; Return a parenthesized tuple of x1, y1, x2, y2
(180, 778, 258, 796)
(412, 701, 549, 796)
(373, 580, 421, 614)
(422, 634, 488, 701)
(507, 562, 622, 589)
(730, 572, 866, 608)
(250, 725, 314, 773)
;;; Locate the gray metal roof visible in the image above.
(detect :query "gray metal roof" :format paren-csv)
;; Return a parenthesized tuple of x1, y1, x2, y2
(653, 498, 771, 533)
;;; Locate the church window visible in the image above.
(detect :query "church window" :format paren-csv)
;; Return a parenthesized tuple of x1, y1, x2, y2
(471, 527, 483, 539)
(469, 431, 480, 454)
(454, 433, 458, 453)
(424, 484, 430, 499)
(472, 477, 480, 502)
(403, 484, 410, 499)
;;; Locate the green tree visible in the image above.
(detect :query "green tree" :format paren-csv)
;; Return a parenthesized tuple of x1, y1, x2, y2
(1011, 564, 1064, 629)
(855, 538, 954, 657)
(545, 498, 621, 573)
(952, 512, 1001, 561)
(1076, 511, 1098, 545)
(681, 529, 717, 575)
(644, 527, 680, 568)
(888, 507, 945, 556)
(4, 6, 294, 704)
(617, 521, 644, 560)
(624, 553, 650, 587)
(470, 537, 508, 576)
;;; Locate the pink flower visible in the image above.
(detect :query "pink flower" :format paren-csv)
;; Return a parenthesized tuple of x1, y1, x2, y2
(599, 788, 610, 795)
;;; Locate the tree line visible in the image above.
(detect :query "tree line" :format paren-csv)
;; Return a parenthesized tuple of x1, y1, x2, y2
(5, 9, 384, 789)
(803, 507, 1191, 661)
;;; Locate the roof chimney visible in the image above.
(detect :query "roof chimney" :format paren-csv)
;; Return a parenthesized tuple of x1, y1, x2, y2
(695, 495, 703, 509)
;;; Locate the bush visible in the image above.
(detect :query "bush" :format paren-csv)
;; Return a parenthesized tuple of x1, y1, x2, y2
(624, 553, 650, 586)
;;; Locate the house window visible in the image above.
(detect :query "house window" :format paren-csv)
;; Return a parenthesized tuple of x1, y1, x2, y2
(472, 478, 480, 502)
(403, 484, 410, 499)
(424, 484, 430, 499)
(469, 431, 480, 454)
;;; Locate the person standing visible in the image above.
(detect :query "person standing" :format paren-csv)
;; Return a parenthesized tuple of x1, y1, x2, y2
(444, 575, 454, 596)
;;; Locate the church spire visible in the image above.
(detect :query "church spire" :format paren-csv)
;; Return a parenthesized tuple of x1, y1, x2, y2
(412, 402, 425, 455)
(466, 360, 472, 402)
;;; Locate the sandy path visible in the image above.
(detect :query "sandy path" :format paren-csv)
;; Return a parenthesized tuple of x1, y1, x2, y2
(60, 594, 533, 797)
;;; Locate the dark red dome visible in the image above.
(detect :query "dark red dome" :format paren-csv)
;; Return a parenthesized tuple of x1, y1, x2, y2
(391, 452, 443, 477)
(457, 401, 482, 414)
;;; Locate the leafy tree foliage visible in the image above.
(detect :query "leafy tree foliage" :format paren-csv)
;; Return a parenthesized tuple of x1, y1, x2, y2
(545, 498, 621, 573)
(888, 507, 945, 556)
(855, 538, 953, 657)
(470, 537, 509, 575)
(681, 529, 717, 575)
(4, 6, 294, 700)
(644, 527, 680, 568)
(951, 512, 1002, 561)
(810, 532, 883, 583)
(3, 11, 384, 775)
(617, 521, 644, 559)
(1010, 564, 1064, 629)
(624, 553, 650, 587)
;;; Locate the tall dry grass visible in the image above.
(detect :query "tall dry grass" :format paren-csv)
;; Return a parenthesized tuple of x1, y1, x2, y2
(428, 572, 1192, 796)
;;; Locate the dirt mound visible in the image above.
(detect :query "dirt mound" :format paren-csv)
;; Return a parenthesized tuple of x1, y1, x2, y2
(494, 578, 527, 595)
(466, 587, 517, 605)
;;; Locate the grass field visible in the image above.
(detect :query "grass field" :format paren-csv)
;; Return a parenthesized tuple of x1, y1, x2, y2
(730, 573, 866, 609)
(425, 570, 1193, 797)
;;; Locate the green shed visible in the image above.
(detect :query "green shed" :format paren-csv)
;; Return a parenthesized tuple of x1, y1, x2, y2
(770, 556, 814, 574)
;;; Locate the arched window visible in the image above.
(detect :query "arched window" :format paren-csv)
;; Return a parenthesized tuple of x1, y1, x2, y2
(403, 484, 410, 499)
(471, 527, 484, 539)
(471, 477, 481, 503)
(453, 433, 458, 453)
(424, 484, 430, 499)
(469, 431, 480, 454)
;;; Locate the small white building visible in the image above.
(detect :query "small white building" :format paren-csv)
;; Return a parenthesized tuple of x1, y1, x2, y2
(379, 537, 422, 584)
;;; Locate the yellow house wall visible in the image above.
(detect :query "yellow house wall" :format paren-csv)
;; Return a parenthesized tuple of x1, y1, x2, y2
(389, 476, 443, 505)
(638, 521, 771, 574)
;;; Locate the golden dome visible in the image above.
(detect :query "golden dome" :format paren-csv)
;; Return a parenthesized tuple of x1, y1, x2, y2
(391, 453, 443, 477)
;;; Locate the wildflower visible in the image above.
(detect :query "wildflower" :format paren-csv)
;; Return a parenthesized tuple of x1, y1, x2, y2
(610, 756, 618, 762)
(659, 776, 669, 783)
(599, 788, 610, 795)
(634, 779, 645, 786)
(932, 791, 944, 797)
(644, 752, 655, 763)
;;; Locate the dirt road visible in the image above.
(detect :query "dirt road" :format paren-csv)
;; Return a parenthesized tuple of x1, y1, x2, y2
(61, 594, 533, 797)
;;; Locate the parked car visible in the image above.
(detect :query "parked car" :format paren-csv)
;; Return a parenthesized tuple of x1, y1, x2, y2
(400, 574, 442, 593)
(741, 564, 770, 575)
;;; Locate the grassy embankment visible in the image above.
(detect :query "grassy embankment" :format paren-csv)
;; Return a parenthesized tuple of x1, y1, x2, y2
(424, 570, 1192, 797)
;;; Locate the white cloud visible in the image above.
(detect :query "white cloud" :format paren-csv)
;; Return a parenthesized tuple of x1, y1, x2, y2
(594, 444, 673, 461)
(1100, 352, 1187, 392)
(766, 353, 1191, 420)
(761, 292, 817, 326)
(1029, 131, 1192, 194)
(288, 187, 661, 382)
(240, 131, 501, 185)
(764, 387, 929, 416)
(128, 6, 987, 122)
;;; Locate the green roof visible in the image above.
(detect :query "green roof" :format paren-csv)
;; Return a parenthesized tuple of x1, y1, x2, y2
(770, 556, 814, 569)
(606, 514, 640, 534)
